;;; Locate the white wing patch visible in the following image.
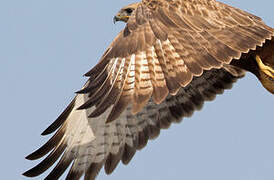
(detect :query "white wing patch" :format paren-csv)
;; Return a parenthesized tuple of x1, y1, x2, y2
(65, 94, 95, 149)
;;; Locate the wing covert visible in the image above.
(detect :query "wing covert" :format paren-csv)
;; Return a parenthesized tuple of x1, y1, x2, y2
(79, 0, 273, 122)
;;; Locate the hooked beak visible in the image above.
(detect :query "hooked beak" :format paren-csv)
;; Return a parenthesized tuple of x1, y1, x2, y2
(113, 15, 119, 24)
(113, 12, 130, 24)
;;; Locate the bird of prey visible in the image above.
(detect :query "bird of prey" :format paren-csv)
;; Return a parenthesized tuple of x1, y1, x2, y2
(24, 0, 274, 179)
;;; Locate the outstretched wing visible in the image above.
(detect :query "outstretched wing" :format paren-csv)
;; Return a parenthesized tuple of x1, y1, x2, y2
(77, 0, 273, 122)
(24, 67, 244, 180)
(24, 0, 273, 179)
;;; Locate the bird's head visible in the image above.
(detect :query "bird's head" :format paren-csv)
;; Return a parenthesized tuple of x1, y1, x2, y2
(113, 3, 139, 23)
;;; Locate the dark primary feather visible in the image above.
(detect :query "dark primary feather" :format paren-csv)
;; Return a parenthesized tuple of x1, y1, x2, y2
(24, 0, 273, 179)
(23, 67, 245, 179)
(41, 98, 75, 136)
(25, 125, 66, 160)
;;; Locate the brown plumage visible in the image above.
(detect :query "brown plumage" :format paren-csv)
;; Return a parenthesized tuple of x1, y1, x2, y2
(24, 0, 274, 179)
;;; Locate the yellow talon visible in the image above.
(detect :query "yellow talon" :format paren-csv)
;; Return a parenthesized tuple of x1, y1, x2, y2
(255, 55, 274, 78)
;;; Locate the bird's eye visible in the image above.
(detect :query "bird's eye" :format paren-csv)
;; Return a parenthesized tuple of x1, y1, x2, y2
(125, 8, 133, 14)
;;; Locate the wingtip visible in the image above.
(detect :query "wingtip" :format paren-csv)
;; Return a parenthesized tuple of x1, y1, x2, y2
(84, 73, 91, 77)
(75, 89, 83, 94)
(22, 169, 34, 178)
(22, 172, 28, 177)
(22, 168, 41, 178)
(41, 122, 60, 136)
(25, 154, 33, 160)
(75, 88, 88, 94)
(41, 128, 51, 136)
(25, 151, 40, 160)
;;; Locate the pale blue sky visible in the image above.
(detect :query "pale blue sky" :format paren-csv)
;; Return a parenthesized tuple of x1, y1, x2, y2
(1, 0, 274, 179)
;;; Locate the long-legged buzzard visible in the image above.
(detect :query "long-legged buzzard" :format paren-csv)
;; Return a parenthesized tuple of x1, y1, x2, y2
(24, 0, 274, 179)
